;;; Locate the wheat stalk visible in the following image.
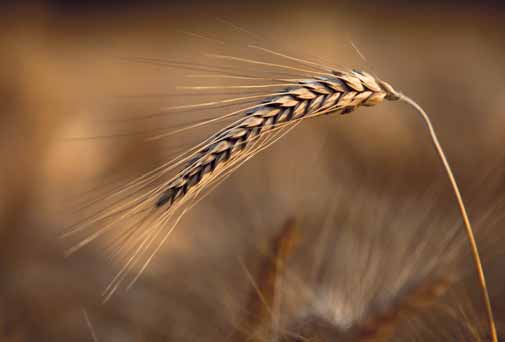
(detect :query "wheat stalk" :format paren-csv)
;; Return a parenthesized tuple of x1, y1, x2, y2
(398, 94, 498, 342)
(151, 69, 497, 341)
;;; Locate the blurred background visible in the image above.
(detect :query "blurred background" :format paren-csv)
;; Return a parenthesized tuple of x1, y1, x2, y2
(1, 1, 505, 341)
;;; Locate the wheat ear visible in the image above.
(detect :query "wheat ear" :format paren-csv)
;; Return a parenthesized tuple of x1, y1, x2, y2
(398, 94, 498, 342)
(154, 70, 399, 209)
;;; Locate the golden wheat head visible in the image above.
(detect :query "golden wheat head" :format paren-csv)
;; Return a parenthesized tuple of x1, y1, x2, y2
(155, 70, 400, 210)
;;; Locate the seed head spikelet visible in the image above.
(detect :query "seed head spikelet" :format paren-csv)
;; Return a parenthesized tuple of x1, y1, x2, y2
(154, 70, 399, 209)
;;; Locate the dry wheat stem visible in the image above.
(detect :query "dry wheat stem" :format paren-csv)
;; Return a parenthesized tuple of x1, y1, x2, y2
(150, 71, 497, 340)
(399, 94, 498, 342)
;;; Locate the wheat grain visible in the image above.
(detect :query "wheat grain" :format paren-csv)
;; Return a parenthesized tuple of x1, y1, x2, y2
(154, 70, 399, 209)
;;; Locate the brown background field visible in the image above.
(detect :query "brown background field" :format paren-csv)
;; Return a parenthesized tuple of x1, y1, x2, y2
(1, 1, 505, 341)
